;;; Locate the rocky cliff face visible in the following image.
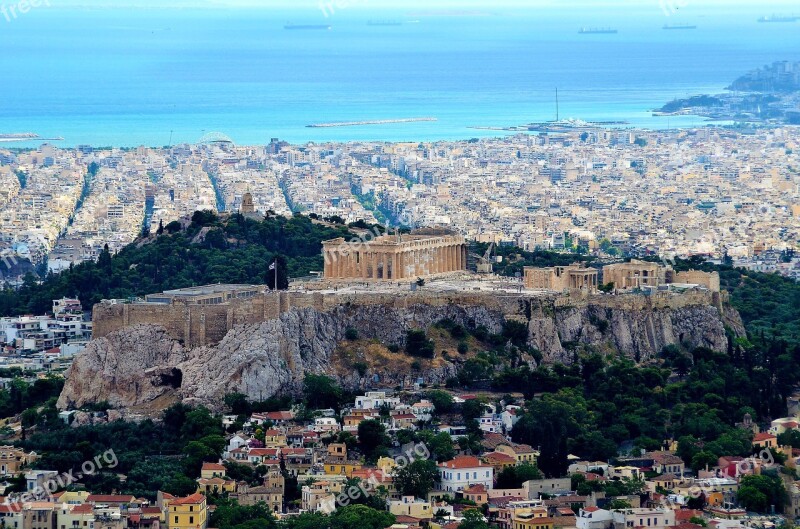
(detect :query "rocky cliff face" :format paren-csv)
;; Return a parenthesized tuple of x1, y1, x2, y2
(58, 296, 734, 413)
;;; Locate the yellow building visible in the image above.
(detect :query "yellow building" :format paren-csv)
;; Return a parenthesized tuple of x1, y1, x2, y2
(196, 476, 236, 495)
(513, 515, 554, 529)
(323, 459, 363, 478)
(168, 493, 207, 529)
(389, 496, 434, 518)
(496, 444, 539, 465)
(54, 490, 91, 505)
(58, 503, 95, 529)
(263, 429, 287, 448)
(200, 462, 226, 480)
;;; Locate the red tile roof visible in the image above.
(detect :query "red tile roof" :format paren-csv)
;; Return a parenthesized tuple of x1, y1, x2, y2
(171, 493, 206, 506)
(439, 455, 488, 469)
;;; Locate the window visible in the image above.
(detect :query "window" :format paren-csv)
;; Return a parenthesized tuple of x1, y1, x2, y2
(189, 517, 194, 524)
(174, 517, 178, 524)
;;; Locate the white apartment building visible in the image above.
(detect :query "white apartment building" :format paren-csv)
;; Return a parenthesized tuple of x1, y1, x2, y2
(611, 508, 675, 529)
(438, 456, 494, 493)
(354, 391, 400, 410)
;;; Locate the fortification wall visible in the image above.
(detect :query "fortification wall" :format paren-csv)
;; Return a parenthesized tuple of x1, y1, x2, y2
(92, 288, 720, 349)
(674, 270, 721, 292)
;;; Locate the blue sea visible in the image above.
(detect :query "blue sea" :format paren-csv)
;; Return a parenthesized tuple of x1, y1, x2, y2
(0, 3, 798, 147)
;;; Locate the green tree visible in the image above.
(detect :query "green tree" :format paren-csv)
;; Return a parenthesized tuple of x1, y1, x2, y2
(329, 505, 395, 529)
(405, 330, 435, 359)
(428, 390, 455, 415)
(428, 432, 456, 462)
(393, 459, 439, 498)
(224, 393, 252, 415)
(357, 420, 389, 461)
(303, 374, 343, 411)
(210, 497, 277, 529)
(690, 451, 718, 473)
(458, 509, 489, 529)
(737, 473, 786, 513)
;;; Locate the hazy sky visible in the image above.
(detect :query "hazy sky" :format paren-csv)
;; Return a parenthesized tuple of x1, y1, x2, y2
(45, 0, 800, 9)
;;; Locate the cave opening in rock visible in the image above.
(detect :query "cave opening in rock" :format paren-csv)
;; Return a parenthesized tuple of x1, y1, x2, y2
(160, 368, 183, 389)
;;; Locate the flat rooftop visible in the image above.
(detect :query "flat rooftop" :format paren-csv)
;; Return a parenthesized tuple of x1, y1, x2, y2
(158, 284, 263, 296)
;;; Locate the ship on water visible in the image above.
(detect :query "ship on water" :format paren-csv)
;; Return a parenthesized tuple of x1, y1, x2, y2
(284, 23, 332, 30)
(579, 27, 618, 34)
(663, 23, 697, 30)
(757, 14, 800, 22)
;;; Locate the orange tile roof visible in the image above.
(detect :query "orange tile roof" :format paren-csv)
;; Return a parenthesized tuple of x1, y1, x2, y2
(171, 493, 206, 506)
(439, 455, 487, 469)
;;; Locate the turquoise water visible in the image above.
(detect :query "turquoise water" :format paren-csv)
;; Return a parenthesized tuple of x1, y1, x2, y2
(0, 4, 798, 147)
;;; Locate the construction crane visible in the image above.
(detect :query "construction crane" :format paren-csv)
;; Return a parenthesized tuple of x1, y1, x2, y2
(470, 242, 495, 274)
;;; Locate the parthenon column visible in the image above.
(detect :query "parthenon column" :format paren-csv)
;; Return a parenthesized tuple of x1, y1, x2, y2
(397, 252, 404, 279)
(392, 252, 399, 280)
(360, 253, 368, 279)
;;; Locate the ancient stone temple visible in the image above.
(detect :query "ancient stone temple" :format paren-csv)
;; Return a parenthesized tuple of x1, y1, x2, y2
(523, 263, 598, 292)
(322, 229, 468, 281)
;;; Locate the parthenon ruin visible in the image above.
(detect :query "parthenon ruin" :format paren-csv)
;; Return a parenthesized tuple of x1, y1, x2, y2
(322, 230, 468, 281)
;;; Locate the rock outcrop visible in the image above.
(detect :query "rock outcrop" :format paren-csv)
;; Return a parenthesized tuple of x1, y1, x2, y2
(58, 292, 735, 413)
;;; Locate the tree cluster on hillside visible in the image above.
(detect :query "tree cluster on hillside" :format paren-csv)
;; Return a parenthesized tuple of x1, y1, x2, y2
(19, 403, 223, 500)
(0, 212, 353, 316)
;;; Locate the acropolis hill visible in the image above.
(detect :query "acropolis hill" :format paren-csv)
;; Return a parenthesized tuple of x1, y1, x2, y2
(60, 273, 742, 413)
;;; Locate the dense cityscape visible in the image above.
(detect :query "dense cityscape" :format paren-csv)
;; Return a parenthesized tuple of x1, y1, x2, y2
(2, 2, 800, 529)
(1, 125, 799, 284)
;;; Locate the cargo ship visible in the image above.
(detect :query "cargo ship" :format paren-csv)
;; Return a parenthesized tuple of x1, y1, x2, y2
(663, 24, 697, 30)
(284, 23, 332, 30)
(579, 27, 618, 34)
(757, 14, 800, 22)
